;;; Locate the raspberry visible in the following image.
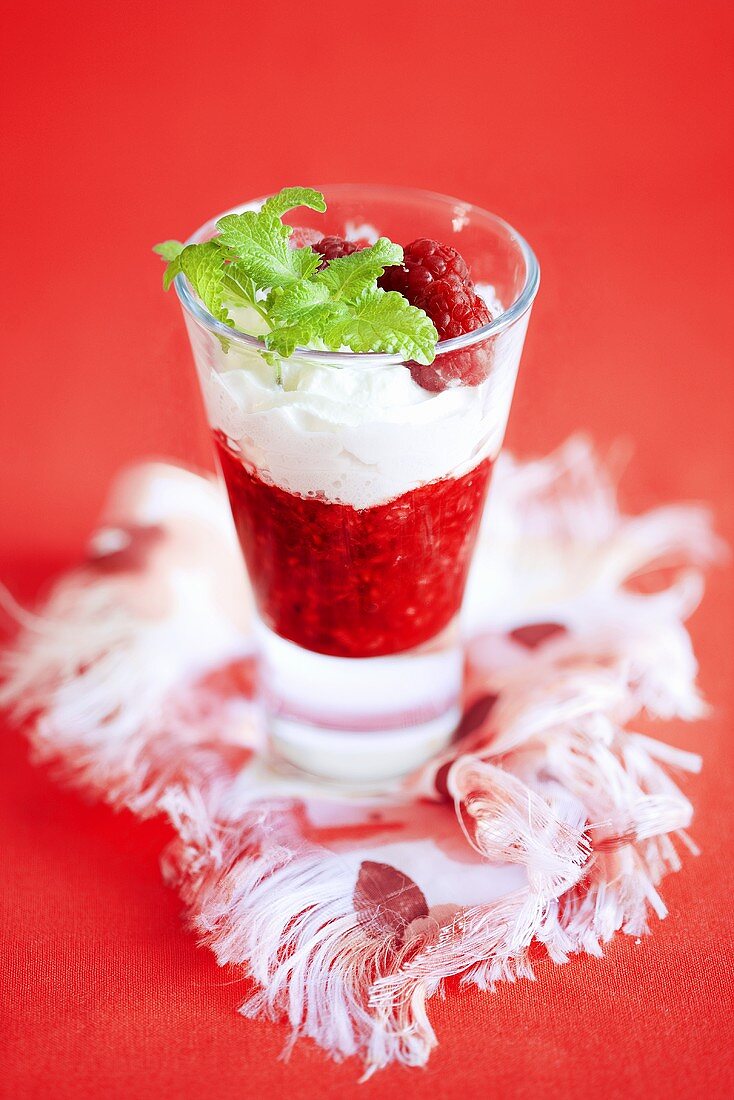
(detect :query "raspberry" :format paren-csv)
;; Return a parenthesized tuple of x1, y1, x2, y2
(378, 237, 492, 390)
(409, 345, 493, 391)
(413, 276, 491, 341)
(313, 235, 360, 269)
(379, 238, 470, 298)
(409, 276, 493, 391)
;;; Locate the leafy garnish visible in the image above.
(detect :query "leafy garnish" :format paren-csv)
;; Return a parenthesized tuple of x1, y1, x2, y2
(220, 259, 259, 310)
(179, 242, 232, 325)
(260, 186, 326, 219)
(333, 288, 438, 362)
(153, 240, 186, 262)
(154, 187, 439, 368)
(216, 210, 321, 290)
(314, 238, 402, 301)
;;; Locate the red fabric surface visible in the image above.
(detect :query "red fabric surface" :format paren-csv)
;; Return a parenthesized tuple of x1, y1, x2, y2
(2, 1, 733, 1096)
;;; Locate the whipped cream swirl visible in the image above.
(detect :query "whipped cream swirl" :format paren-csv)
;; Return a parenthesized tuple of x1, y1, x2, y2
(186, 288, 527, 509)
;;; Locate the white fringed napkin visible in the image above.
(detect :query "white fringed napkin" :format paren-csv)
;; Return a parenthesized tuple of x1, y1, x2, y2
(0, 437, 721, 1076)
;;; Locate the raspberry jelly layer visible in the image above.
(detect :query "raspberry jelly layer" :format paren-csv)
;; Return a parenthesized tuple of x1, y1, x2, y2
(215, 433, 492, 658)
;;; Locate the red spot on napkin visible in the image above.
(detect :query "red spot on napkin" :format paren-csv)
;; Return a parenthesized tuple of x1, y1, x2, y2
(354, 860, 429, 938)
(509, 622, 567, 649)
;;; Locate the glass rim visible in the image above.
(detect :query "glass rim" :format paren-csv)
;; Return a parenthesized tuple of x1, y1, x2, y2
(174, 183, 540, 366)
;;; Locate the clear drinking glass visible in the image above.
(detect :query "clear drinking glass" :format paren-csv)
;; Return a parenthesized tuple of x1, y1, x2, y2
(175, 185, 539, 783)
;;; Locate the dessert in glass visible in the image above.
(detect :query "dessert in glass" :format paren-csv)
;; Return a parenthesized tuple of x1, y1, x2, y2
(162, 185, 539, 782)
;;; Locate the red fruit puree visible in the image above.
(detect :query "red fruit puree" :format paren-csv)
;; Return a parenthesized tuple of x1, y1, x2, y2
(215, 433, 492, 658)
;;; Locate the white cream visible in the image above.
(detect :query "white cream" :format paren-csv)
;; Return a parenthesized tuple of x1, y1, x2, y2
(186, 286, 528, 510)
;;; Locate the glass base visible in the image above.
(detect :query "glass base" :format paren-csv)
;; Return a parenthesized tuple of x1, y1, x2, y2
(256, 622, 462, 783)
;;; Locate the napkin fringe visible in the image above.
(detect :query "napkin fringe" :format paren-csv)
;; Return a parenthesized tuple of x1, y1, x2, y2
(0, 439, 722, 1073)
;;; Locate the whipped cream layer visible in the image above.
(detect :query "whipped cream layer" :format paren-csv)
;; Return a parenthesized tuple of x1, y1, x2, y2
(186, 287, 528, 510)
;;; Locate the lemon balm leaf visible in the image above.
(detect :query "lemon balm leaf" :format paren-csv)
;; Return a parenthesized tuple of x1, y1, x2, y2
(153, 239, 186, 261)
(178, 241, 232, 325)
(154, 186, 439, 366)
(221, 260, 258, 307)
(329, 289, 438, 363)
(215, 211, 296, 289)
(314, 238, 403, 302)
(260, 186, 327, 220)
(290, 245, 322, 281)
(267, 280, 330, 324)
(153, 240, 186, 289)
(264, 319, 315, 359)
(265, 299, 344, 357)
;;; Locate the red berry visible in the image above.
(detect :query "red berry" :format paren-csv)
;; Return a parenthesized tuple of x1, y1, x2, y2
(409, 277, 492, 391)
(379, 238, 471, 297)
(378, 237, 493, 390)
(413, 276, 490, 341)
(313, 235, 361, 269)
(408, 342, 493, 391)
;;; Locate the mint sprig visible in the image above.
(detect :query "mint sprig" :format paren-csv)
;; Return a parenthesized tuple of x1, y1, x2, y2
(216, 211, 321, 290)
(152, 240, 186, 262)
(259, 186, 326, 219)
(154, 187, 439, 366)
(333, 288, 438, 360)
(314, 237, 402, 300)
(179, 242, 232, 325)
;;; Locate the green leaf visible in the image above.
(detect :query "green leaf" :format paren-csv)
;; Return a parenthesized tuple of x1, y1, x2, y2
(179, 241, 232, 325)
(314, 237, 402, 302)
(265, 320, 316, 359)
(330, 289, 438, 363)
(290, 245, 322, 281)
(265, 287, 439, 363)
(153, 239, 186, 261)
(153, 240, 187, 290)
(265, 282, 338, 357)
(267, 280, 330, 325)
(162, 254, 183, 290)
(265, 303, 344, 358)
(215, 211, 303, 290)
(221, 259, 258, 307)
(260, 187, 326, 219)
(154, 187, 439, 368)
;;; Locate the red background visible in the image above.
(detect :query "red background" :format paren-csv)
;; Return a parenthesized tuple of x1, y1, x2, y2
(2, 2, 733, 1096)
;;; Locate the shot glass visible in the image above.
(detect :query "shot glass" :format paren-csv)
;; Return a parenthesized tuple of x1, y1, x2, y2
(175, 185, 539, 783)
